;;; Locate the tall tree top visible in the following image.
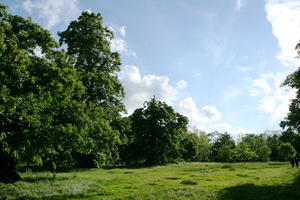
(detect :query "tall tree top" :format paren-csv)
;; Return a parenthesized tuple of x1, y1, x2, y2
(58, 11, 125, 111)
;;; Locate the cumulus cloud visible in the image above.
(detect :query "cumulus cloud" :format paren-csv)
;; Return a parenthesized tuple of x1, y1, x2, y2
(249, 72, 296, 123)
(110, 38, 136, 57)
(249, 78, 272, 96)
(176, 80, 188, 90)
(179, 97, 222, 123)
(265, 0, 300, 67)
(109, 25, 127, 37)
(120, 65, 178, 114)
(23, 0, 80, 29)
(109, 25, 136, 57)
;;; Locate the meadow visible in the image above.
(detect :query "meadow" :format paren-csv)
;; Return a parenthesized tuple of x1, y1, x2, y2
(1, 162, 299, 200)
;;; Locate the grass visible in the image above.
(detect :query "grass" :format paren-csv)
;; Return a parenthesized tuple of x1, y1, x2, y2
(1, 162, 299, 200)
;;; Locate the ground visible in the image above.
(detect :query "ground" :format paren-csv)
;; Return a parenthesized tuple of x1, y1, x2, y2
(1, 162, 299, 200)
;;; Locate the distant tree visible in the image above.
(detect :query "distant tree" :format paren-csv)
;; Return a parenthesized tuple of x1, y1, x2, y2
(126, 98, 189, 165)
(211, 133, 235, 162)
(198, 131, 211, 161)
(233, 141, 258, 162)
(240, 134, 271, 161)
(278, 143, 296, 161)
(188, 128, 211, 161)
(181, 133, 200, 161)
(266, 134, 281, 161)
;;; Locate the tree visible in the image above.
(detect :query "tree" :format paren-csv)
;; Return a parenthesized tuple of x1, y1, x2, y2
(266, 134, 281, 161)
(280, 41, 300, 132)
(233, 141, 258, 162)
(58, 11, 125, 112)
(0, 4, 90, 182)
(125, 98, 189, 165)
(198, 131, 211, 161)
(181, 132, 200, 161)
(58, 11, 126, 167)
(240, 134, 271, 161)
(211, 133, 235, 162)
(278, 142, 296, 161)
(277, 128, 300, 158)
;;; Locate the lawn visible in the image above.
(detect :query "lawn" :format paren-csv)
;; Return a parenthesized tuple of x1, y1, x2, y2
(1, 162, 299, 200)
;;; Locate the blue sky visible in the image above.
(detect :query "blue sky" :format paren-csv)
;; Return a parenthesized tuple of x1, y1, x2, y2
(4, 0, 300, 135)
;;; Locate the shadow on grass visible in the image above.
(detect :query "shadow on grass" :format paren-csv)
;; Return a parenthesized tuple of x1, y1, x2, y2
(218, 171, 300, 200)
(15, 193, 104, 200)
(17, 165, 91, 173)
(22, 176, 69, 183)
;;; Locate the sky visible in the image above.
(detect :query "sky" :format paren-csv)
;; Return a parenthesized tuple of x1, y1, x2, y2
(4, 0, 300, 136)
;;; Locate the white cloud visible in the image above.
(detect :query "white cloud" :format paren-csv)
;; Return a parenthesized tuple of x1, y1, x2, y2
(230, 127, 255, 135)
(215, 123, 232, 131)
(249, 78, 272, 96)
(110, 38, 136, 57)
(265, 0, 300, 67)
(109, 25, 127, 37)
(176, 80, 188, 90)
(179, 97, 222, 123)
(249, 72, 296, 123)
(23, 0, 80, 29)
(109, 25, 136, 57)
(120, 65, 178, 114)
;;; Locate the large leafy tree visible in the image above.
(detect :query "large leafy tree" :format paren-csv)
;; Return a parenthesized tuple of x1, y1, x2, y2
(280, 41, 300, 132)
(58, 12, 126, 167)
(125, 98, 188, 165)
(58, 11, 125, 112)
(0, 5, 91, 182)
(280, 41, 300, 156)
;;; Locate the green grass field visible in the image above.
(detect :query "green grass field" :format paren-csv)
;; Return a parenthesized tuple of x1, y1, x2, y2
(1, 162, 299, 200)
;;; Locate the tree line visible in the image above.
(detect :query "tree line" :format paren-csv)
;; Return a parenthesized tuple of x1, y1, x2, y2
(0, 4, 299, 183)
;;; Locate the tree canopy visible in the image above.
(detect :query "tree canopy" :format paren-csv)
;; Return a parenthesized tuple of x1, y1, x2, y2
(123, 98, 189, 165)
(0, 5, 125, 182)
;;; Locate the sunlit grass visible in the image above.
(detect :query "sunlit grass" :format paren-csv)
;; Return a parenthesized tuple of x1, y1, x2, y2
(1, 162, 299, 200)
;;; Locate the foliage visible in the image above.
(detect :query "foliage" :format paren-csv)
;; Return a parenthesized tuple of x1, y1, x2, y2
(233, 141, 258, 162)
(181, 133, 200, 161)
(280, 41, 300, 134)
(58, 11, 125, 112)
(238, 134, 271, 161)
(58, 11, 127, 167)
(278, 142, 296, 161)
(0, 4, 91, 181)
(266, 134, 281, 161)
(211, 133, 235, 162)
(197, 130, 211, 161)
(123, 98, 189, 165)
(0, 4, 126, 182)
